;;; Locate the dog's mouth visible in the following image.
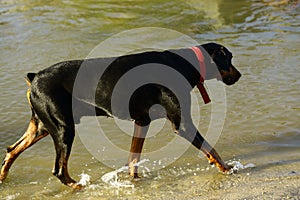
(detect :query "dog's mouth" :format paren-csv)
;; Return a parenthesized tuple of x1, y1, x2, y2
(222, 76, 238, 85)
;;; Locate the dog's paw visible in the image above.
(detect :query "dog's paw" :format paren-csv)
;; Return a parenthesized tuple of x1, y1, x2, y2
(69, 182, 84, 190)
(226, 165, 238, 175)
(131, 173, 142, 180)
(0, 172, 8, 182)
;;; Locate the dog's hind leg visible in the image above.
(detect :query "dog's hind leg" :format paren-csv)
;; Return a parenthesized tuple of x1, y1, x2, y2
(28, 84, 81, 189)
(50, 125, 80, 189)
(0, 114, 49, 182)
(127, 121, 149, 178)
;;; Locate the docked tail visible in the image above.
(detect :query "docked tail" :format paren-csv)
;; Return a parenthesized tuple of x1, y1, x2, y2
(25, 73, 36, 86)
(25, 73, 36, 106)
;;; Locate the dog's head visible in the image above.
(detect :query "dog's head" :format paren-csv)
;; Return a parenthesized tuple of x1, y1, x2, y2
(201, 43, 241, 85)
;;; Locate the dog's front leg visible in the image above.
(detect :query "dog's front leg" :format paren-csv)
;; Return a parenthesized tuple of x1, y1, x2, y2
(177, 124, 231, 173)
(127, 122, 149, 178)
(198, 139, 231, 173)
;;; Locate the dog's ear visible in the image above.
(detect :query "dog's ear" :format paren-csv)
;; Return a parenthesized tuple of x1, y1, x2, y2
(201, 43, 232, 72)
(201, 43, 220, 57)
(201, 43, 224, 65)
(201, 43, 222, 63)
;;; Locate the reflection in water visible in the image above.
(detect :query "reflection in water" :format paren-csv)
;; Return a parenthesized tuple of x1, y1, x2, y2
(0, 0, 299, 199)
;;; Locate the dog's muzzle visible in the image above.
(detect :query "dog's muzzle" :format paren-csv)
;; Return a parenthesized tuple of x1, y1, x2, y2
(221, 65, 242, 85)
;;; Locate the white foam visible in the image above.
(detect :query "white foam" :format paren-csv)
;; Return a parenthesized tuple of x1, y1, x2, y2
(101, 166, 133, 188)
(101, 159, 149, 188)
(227, 160, 255, 174)
(78, 172, 91, 186)
(4, 193, 20, 200)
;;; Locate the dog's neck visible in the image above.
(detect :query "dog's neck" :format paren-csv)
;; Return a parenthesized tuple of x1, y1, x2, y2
(190, 46, 211, 104)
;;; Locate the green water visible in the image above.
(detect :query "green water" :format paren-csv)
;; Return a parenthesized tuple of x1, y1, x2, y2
(0, 0, 299, 199)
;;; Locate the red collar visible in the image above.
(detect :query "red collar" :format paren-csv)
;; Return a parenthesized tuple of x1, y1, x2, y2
(190, 46, 211, 104)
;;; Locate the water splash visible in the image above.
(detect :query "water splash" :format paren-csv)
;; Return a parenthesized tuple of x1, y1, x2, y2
(78, 172, 91, 186)
(4, 193, 20, 200)
(101, 159, 149, 188)
(227, 160, 255, 174)
(101, 166, 133, 188)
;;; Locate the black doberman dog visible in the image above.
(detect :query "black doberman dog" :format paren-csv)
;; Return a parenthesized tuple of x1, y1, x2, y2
(0, 43, 241, 189)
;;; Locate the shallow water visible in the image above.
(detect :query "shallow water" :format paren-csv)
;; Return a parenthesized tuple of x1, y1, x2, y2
(0, 0, 300, 199)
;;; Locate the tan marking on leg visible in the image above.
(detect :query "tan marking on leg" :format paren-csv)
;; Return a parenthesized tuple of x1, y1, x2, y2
(127, 123, 148, 178)
(128, 157, 140, 178)
(201, 141, 231, 173)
